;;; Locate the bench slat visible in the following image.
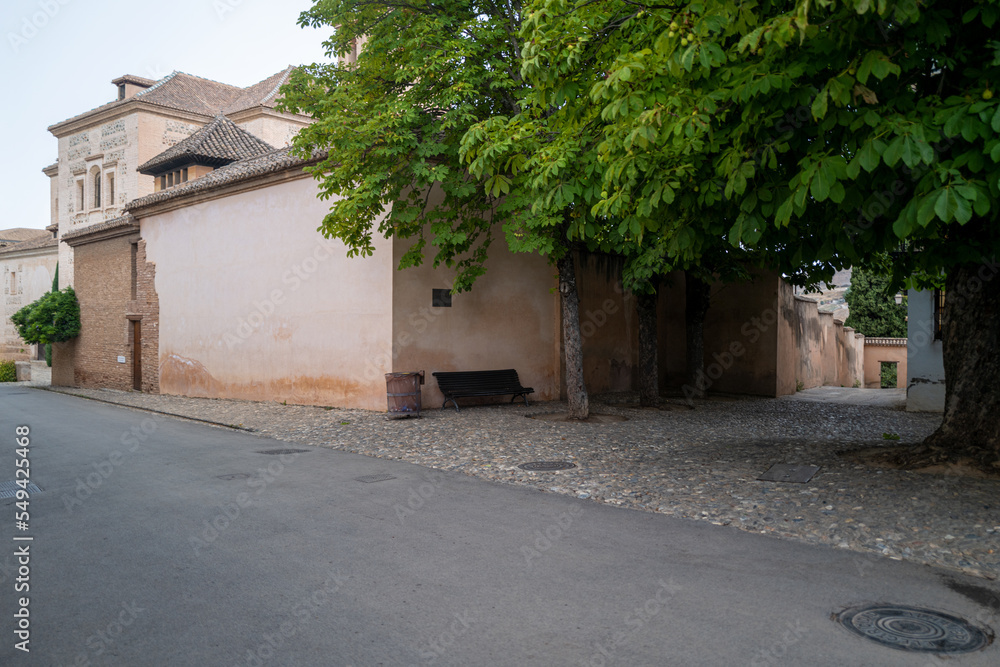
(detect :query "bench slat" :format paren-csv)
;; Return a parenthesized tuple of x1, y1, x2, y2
(432, 369, 533, 411)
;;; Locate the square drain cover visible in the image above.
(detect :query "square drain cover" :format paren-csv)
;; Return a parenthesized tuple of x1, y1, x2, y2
(355, 474, 396, 484)
(0, 481, 42, 499)
(757, 464, 820, 483)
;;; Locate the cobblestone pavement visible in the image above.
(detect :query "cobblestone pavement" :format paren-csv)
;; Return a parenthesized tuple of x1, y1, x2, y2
(43, 386, 1000, 580)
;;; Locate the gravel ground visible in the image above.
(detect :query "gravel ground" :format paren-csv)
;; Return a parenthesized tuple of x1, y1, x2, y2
(42, 386, 1000, 580)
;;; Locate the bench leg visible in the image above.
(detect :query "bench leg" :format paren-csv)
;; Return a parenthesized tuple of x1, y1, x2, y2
(442, 397, 460, 412)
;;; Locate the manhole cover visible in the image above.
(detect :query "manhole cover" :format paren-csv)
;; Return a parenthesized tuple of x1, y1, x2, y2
(355, 474, 397, 484)
(0, 481, 42, 499)
(256, 449, 310, 455)
(216, 473, 253, 481)
(758, 464, 820, 483)
(836, 604, 992, 654)
(518, 461, 577, 472)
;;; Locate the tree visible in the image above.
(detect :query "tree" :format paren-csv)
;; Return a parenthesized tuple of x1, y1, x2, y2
(283, 0, 605, 419)
(10, 287, 81, 345)
(601, 0, 999, 468)
(844, 265, 907, 338)
(515, 0, 999, 469)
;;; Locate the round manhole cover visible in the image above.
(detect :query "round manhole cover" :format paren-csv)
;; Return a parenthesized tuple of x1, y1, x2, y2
(518, 461, 577, 472)
(836, 604, 992, 654)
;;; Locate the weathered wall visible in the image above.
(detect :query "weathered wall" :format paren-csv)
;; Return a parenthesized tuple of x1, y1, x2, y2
(129, 239, 160, 392)
(906, 289, 945, 411)
(0, 247, 58, 360)
(70, 233, 138, 390)
(141, 176, 395, 410)
(51, 339, 77, 387)
(575, 257, 637, 395)
(777, 283, 864, 394)
(575, 267, 784, 397)
(863, 339, 908, 388)
(391, 215, 562, 409)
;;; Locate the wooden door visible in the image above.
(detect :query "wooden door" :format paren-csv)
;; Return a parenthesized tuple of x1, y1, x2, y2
(132, 320, 142, 391)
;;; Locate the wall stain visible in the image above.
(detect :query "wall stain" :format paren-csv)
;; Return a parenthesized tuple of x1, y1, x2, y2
(159, 352, 376, 408)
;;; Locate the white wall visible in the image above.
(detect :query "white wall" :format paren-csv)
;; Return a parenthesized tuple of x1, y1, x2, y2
(906, 288, 945, 412)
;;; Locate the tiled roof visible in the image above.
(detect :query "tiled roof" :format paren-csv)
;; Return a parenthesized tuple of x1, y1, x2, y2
(0, 232, 57, 255)
(60, 215, 138, 244)
(0, 228, 49, 243)
(224, 66, 295, 114)
(49, 68, 298, 132)
(137, 115, 276, 174)
(127, 147, 325, 212)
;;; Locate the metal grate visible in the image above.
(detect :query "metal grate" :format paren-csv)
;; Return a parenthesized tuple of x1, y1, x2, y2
(757, 464, 820, 483)
(518, 461, 577, 472)
(256, 449, 310, 455)
(836, 604, 991, 654)
(0, 481, 42, 499)
(355, 474, 397, 484)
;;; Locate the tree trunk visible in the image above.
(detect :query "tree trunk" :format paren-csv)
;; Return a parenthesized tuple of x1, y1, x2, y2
(558, 253, 589, 419)
(914, 261, 1000, 472)
(684, 271, 711, 403)
(637, 290, 659, 407)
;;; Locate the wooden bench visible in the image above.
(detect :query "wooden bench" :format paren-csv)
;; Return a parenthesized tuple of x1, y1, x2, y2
(432, 369, 534, 411)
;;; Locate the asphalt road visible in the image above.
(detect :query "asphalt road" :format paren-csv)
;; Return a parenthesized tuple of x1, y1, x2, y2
(0, 386, 997, 666)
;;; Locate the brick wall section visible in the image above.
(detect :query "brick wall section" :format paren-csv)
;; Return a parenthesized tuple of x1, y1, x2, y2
(71, 234, 159, 392)
(129, 239, 159, 392)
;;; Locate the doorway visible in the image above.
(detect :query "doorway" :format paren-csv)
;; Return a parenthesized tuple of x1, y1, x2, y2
(132, 320, 142, 391)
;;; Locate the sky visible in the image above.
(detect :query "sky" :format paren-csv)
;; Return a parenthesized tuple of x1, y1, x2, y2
(0, 0, 333, 230)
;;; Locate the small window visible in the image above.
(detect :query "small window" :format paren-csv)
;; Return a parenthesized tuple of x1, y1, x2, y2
(159, 175, 167, 191)
(75, 180, 84, 211)
(105, 172, 115, 207)
(934, 288, 946, 340)
(182, 167, 188, 183)
(93, 170, 102, 209)
(432, 288, 452, 308)
(167, 172, 173, 188)
(118, 84, 126, 100)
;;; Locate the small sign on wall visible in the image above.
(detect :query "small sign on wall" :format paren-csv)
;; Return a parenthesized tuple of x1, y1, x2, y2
(117, 356, 126, 363)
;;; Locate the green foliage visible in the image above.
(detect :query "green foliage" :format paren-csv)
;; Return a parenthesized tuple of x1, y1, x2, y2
(52, 262, 58, 292)
(845, 266, 907, 337)
(45, 343, 52, 367)
(10, 287, 81, 345)
(881, 362, 899, 389)
(0, 360, 15, 383)
(278, 0, 529, 292)
(882, 432, 901, 441)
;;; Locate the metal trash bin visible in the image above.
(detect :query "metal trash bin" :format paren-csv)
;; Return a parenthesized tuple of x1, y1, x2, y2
(385, 370, 425, 418)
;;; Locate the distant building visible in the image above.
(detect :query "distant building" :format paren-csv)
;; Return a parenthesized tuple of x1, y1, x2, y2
(0, 228, 58, 360)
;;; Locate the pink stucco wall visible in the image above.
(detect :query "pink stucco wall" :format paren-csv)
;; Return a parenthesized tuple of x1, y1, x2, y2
(141, 176, 395, 409)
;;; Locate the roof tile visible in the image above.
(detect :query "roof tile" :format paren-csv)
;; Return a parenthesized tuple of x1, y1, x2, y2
(137, 115, 276, 174)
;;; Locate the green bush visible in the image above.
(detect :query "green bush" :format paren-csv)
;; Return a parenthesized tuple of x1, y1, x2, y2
(0, 360, 16, 383)
(10, 287, 81, 344)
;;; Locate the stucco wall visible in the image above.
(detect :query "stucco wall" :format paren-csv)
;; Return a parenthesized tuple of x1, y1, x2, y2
(391, 219, 561, 409)
(863, 339, 908, 388)
(576, 257, 637, 395)
(0, 248, 57, 360)
(575, 267, 784, 397)
(777, 282, 864, 394)
(141, 176, 395, 410)
(906, 289, 945, 412)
